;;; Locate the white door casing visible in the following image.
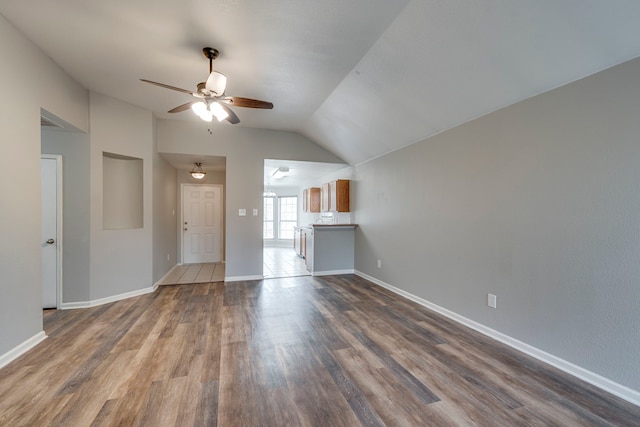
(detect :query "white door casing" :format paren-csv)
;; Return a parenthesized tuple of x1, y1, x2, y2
(41, 155, 62, 309)
(182, 185, 222, 264)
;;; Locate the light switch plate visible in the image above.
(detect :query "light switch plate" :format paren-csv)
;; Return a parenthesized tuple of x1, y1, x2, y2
(239, 209, 246, 216)
(488, 293, 497, 308)
(253, 208, 258, 216)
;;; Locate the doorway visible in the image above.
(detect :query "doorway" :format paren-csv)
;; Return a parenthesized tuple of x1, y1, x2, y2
(262, 191, 310, 278)
(41, 155, 62, 309)
(182, 184, 223, 264)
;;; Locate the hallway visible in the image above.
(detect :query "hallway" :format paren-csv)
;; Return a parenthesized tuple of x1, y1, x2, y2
(157, 247, 309, 285)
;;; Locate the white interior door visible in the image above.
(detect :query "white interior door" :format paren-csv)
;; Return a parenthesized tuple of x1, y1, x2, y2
(41, 156, 61, 308)
(183, 185, 222, 264)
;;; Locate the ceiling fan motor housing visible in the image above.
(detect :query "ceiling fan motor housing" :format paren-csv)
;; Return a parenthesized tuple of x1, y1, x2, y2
(203, 47, 219, 60)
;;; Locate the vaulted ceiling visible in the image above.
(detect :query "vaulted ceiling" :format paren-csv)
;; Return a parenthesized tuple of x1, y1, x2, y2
(3, 1, 640, 165)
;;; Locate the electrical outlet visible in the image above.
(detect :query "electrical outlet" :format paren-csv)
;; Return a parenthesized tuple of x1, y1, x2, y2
(377, 259, 382, 269)
(253, 208, 258, 216)
(487, 293, 497, 309)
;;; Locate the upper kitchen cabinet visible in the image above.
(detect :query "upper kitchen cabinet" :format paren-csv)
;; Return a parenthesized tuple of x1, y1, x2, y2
(321, 179, 350, 212)
(303, 187, 321, 213)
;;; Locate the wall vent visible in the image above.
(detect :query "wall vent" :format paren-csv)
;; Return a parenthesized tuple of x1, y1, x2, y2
(40, 115, 64, 129)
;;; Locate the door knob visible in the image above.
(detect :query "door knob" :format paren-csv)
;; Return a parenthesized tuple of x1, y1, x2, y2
(46, 239, 55, 244)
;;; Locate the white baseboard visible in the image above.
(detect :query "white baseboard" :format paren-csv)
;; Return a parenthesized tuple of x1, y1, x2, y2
(225, 275, 263, 282)
(354, 270, 640, 407)
(312, 269, 355, 276)
(60, 284, 158, 310)
(0, 331, 47, 369)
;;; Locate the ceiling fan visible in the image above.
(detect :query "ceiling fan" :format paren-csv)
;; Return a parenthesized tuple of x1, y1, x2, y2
(141, 47, 273, 125)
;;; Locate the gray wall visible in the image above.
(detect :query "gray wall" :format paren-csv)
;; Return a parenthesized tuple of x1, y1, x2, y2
(41, 128, 91, 303)
(158, 121, 345, 278)
(0, 14, 88, 357)
(153, 122, 178, 283)
(354, 57, 640, 391)
(89, 92, 154, 299)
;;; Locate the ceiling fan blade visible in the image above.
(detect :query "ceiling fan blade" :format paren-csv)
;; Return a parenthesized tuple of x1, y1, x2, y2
(221, 96, 273, 109)
(217, 102, 240, 124)
(140, 79, 195, 96)
(168, 101, 198, 113)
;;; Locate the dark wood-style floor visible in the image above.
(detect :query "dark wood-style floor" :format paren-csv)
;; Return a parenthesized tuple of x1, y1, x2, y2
(1, 275, 639, 426)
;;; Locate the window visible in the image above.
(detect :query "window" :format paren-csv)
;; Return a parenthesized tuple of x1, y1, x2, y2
(278, 196, 297, 240)
(263, 195, 298, 240)
(263, 196, 274, 239)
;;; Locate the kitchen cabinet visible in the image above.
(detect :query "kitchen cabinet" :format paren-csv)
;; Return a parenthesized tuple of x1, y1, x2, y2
(296, 224, 357, 275)
(321, 179, 350, 212)
(294, 226, 313, 271)
(308, 224, 356, 274)
(303, 187, 321, 212)
(294, 227, 308, 258)
(301, 230, 307, 261)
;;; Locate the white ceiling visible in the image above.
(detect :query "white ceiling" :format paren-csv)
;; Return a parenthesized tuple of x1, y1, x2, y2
(264, 159, 348, 188)
(3, 1, 640, 165)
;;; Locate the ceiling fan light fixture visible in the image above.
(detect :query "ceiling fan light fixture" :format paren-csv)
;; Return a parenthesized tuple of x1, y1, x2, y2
(191, 101, 213, 121)
(272, 167, 290, 180)
(140, 47, 272, 127)
(206, 71, 227, 96)
(201, 109, 213, 122)
(190, 162, 206, 180)
(210, 102, 229, 122)
(192, 101, 206, 115)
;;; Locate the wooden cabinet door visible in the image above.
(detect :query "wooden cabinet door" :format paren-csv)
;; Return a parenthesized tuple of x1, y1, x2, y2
(334, 180, 350, 212)
(301, 230, 307, 259)
(329, 181, 337, 212)
(309, 187, 321, 212)
(321, 180, 349, 212)
(321, 183, 330, 212)
(304, 187, 321, 212)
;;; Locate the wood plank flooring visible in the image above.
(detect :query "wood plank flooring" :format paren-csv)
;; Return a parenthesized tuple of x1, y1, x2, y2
(1, 274, 639, 426)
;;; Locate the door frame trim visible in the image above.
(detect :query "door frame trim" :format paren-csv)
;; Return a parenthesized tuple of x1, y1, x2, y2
(41, 154, 63, 309)
(180, 183, 224, 264)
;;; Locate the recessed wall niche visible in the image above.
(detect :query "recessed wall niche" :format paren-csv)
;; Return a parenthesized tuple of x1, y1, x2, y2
(103, 152, 143, 230)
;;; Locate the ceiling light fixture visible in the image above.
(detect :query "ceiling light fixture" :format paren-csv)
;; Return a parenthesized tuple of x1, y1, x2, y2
(272, 167, 289, 180)
(191, 101, 229, 122)
(190, 162, 206, 179)
(206, 71, 227, 96)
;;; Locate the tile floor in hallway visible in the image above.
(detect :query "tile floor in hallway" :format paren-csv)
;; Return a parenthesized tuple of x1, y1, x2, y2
(263, 245, 310, 279)
(159, 262, 225, 285)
